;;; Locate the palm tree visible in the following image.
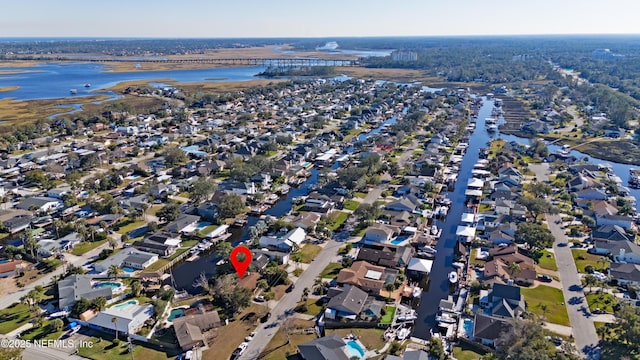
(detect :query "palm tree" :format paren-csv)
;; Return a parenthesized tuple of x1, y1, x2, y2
(597, 257, 610, 272)
(53, 219, 64, 239)
(290, 252, 303, 269)
(131, 280, 143, 297)
(540, 304, 549, 321)
(583, 274, 598, 293)
(108, 265, 122, 279)
(108, 237, 118, 251)
(385, 282, 395, 302)
(507, 262, 521, 280)
(23, 230, 38, 260)
(112, 317, 119, 341)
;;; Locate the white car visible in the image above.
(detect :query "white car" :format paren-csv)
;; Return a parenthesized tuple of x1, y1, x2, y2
(233, 342, 248, 356)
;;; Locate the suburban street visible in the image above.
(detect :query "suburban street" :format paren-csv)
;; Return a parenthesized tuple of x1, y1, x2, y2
(239, 239, 343, 360)
(530, 163, 600, 359)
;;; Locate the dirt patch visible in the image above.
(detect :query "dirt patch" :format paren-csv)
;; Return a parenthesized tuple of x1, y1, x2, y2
(0, 276, 19, 298)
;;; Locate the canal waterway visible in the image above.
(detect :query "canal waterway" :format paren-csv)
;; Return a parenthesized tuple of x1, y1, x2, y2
(413, 97, 497, 339)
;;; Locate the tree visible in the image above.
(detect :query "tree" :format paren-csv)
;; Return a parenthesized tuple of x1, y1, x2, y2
(515, 222, 555, 253)
(215, 242, 233, 259)
(507, 262, 521, 280)
(156, 202, 180, 222)
(496, 318, 579, 360)
(526, 182, 553, 197)
(385, 282, 395, 302)
(0, 346, 23, 360)
(108, 237, 118, 250)
(517, 196, 556, 220)
(218, 193, 247, 218)
(583, 274, 598, 293)
(51, 318, 64, 331)
(91, 296, 107, 311)
(112, 317, 119, 341)
(23, 230, 39, 260)
(190, 176, 217, 204)
(107, 264, 122, 279)
(53, 219, 65, 239)
(608, 304, 640, 353)
(164, 146, 187, 166)
(131, 280, 143, 297)
(354, 203, 381, 223)
(256, 279, 269, 291)
(428, 337, 446, 360)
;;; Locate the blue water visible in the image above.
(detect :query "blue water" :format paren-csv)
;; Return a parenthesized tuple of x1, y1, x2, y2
(168, 308, 186, 321)
(112, 300, 137, 310)
(462, 318, 474, 337)
(390, 235, 410, 245)
(345, 341, 365, 358)
(0, 63, 266, 101)
(122, 267, 135, 273)
(93, 281, 121, 289)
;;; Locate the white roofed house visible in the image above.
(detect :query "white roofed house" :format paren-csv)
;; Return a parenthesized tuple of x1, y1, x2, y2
(259, 227, 307, 252)
(86, 303, 154, 336)
(15, 196, 63, 214)
(94, 249, 158, 273)
(363, 224, 396, 245)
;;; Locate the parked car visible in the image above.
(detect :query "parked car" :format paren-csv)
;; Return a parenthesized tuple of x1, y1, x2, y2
(254, 295, 265, 302)
(232, 343, 248, 356)
(260, 312, 271, 323)
(538, 274, 553, 283)
(286, 284, 295, 293)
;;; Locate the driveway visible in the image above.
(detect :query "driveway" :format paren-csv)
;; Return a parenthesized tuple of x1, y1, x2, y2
(239, 239, 344, 360)
(530, 163, 600, 359)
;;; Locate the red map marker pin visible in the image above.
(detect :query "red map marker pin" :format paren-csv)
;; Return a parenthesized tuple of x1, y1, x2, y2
(230, 246, 252, 279)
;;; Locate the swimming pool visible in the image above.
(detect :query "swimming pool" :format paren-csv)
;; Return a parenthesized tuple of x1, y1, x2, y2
(168, 308, 186, 322)
(345, 341, 365, 358)
(122, 267, 135, 273)
(93, 281, 122, 289)
(112, 300, 138, 310)
(196, 222, 212, 230)
(462, 318, 474, 338)
(390, 235, 410, 245)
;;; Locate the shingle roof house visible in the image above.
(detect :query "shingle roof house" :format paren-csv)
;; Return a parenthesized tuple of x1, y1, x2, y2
(298, 333, 350, 360)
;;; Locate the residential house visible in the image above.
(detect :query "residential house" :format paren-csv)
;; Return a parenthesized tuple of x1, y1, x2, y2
(0, 260, 24, 278)
(258, 227, 306, 252)
(15, 197, 63, 213)
(94, 249, 158, 273)
(356, 244, 413, 269)
(37, 232, 82, 258)
(593, 240, 640, 265)
(166, 214, 201, 234)
(298, 333, 350, 360)
(47, 186, 72, 199)
(596, 214, 634, 230)
(58, 275, 113, 310)
(86, 303, 154, 335)
(291, 212, 322, 232)
(336, 261, 399, 297)
(473, 314, 513, 347)
(324, 285, 383, 322)
(196, 203, 219, 221)
(575, 188, 607, 202)
(132, 241, 175, 257)
(173, 311, 222, 351)
(591, 225, 633, 243)
(218, 181, 257, 196)
(385, 195, 422, 213)
(609, 263, 640, 286)
(304, 192, 335, 214)
(3, 214, 33, 234)
(363, 224, 397, 245)
(486, 284, 525, 318)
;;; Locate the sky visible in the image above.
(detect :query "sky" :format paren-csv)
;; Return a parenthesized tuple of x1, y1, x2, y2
(1, 0, 640, 38)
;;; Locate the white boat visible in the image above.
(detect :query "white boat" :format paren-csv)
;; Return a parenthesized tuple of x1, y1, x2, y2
(84, 83, 91, 87)
(436, 313, 457, 324)
(421, 246, 437, 254)
(396, 328, 411, 340)
(412, 287, 423, 298)
(452, 262, 465, 269)
(449, 271, 458, 284)
(486, 124, 498, 132)
(69, 89, 77, 94)
(398, 310, 418, 321)
(485, 117, 496, 124)
(431, 225, 438, 235)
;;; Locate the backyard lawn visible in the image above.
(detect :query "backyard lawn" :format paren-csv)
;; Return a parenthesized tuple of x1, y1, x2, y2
(78, 336, 174, 360)
(379, 306, 396, 325)
(116, 220, 146, 235)
(320, 262, 343, 279)
(354, 192, 368, 199)
(326, 328, 386, 351)
(537, 250, 558, 271)
(71, 239, 106, 256)
(0, 303, 33, 334)
(20, 319, 64, 341)
(522, 285, 570, 326)
(299, 244, 322, 263)
(571, 249, 606, 273)
(296, 298, 325, 316)
(453, 344, 484, 360)
(342, 199, 360, 211)
(326, 211, 349, 231)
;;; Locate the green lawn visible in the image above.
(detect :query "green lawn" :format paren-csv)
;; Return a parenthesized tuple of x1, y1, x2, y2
(71, 239, 106, 256)
(144, 259, 169, 272)
(379, 306, 396, 325)
(326, 211, 349, 231)
(320, 262, 343, 279)
(326, 328, 386, 351)
(342, 199, 360, 211)
(261, 319, 316, 360)
(571, 249, 605, 273)
(299, 244, 322, 263)
(354, 192, 367, 199)
(586, 293, 619, 313)
(198, 224, 218, 236)
(453, 344, 484, 360)
(116, 220, 146, 235)
(537, 250, 558, 271)
(20, 320, 64, 341)
(296, 298, 325, 316)
(522, 285, 570, 326)
(0, 303, 33, 334)
(78, 336, 173, 360)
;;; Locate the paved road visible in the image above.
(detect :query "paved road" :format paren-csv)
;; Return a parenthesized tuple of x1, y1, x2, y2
(239, 239, 343, 360)
(22, 345, 85, 360)
(362, 184, 385, 205)
(530, 163, 600, 359)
